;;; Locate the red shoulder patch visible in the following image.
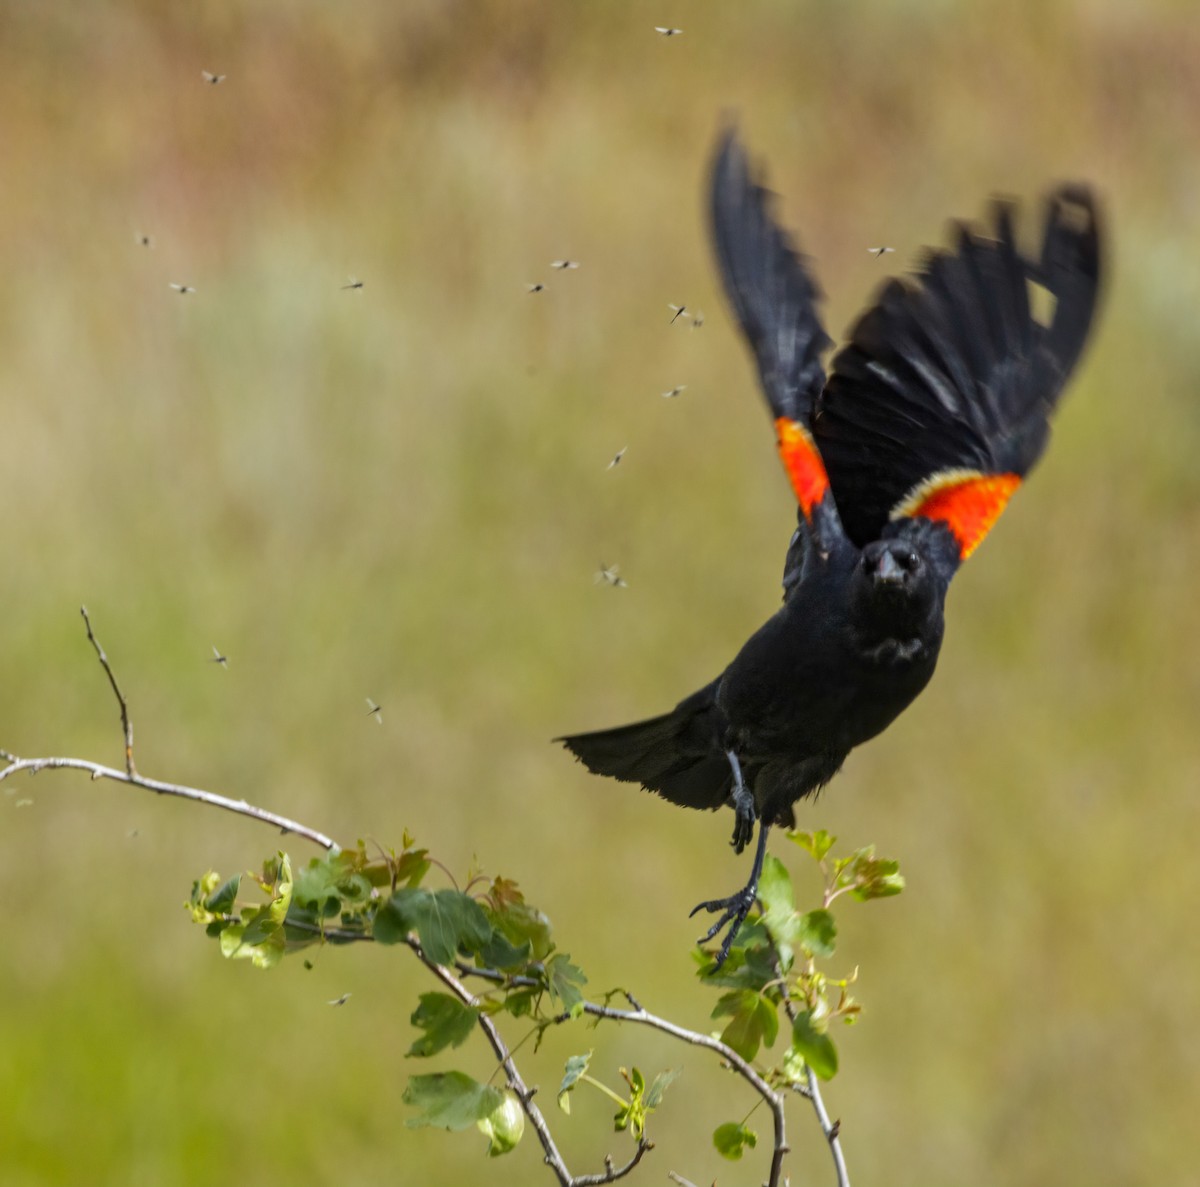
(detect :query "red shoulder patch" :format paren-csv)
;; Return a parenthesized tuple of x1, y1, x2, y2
(892, 469, 1021, 560)
(775, 417, 830, 521)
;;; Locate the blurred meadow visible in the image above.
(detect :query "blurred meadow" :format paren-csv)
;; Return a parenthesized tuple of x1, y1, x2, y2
(2, 1, 1199, 1184)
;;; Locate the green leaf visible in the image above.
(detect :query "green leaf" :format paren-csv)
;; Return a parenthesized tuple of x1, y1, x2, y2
(373, 887, 493, 965)
(474, 926, 532, 972)
(293, 852, 372, 918)
(188, 870, 225, 925)
(403, 1072, 505, 1131)
(713, 1120, 758, 1160)
(477, 1092, 524, 1156)
(545, 953, 587, 1017)
(848, 849, 905, 900)
(204, 873, 241, 915)
(394, 848, 431, 888)
(796, 908, 838, 958)
(557, 1051, 593, 1113)
(712, 990, 779, 1061)
(695, 918, 777, 990)
(792, 1009, 839, 1080)
(501, 988, 538, 1019)
(217, 853, 293, 969)
(757, 854, 798, 966)
(644, 1068, 680, 1109)
(788, 829, 836, 862)
(488, 898, 553, 962)
(780, 1044, 808, 1086)
(407, 993, 479, 1058)
(614, 1066, 653, 1140)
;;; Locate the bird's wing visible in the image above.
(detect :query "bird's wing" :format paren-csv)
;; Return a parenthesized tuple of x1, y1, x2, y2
(813, 184, 1102, 580)
(710, 125, 846, 597)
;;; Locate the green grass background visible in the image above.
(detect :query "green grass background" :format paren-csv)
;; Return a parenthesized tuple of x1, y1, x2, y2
(2, 2, 1198, 1184)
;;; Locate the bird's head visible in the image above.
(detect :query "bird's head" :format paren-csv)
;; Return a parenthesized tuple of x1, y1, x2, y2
(851, 538, 942, 644)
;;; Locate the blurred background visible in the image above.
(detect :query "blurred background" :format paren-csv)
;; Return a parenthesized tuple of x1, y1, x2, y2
(2, 1, 1198, 1184)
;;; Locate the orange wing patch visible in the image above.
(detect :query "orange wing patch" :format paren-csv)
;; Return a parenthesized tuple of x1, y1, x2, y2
(891, 468, 1021, 560)
(775, 417, 830, 521)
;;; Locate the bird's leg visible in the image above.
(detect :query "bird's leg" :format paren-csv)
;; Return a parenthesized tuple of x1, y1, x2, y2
(725, 748, 755, 854)
(690, 815, 771, 970)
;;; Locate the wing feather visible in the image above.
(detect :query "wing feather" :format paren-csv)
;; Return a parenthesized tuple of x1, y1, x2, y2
(814, 185, 1102, 566)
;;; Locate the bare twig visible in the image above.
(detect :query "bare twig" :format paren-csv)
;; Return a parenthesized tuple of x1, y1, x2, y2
(80, 606, 136, 776)
(1, 609, 339, 852)
(666, 1173, 701, 1187)
(572, 1142, 653, 1186)
(804, 1070, 848, 1187)
(0, 754, 339, 851)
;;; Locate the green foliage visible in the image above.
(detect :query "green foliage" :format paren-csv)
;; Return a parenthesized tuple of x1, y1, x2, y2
(796, 908, 838, 959)
(188, 853, 294, 969)
(791, 1009, 840, 1081)
(712, 989, 779, 1061)
(407, 993, 479, 1059)
(402, 1072, 505, 1131)
(544, 952, 588, 1017)
(375, 887, 493, 965)
(613, 1065, 677, 1142)
(558, 1051, 676, 1141)
(187, 829, 900, 1167)
(696, 828, 903, 1085)
(713, 1120, 758, 1161)
(557, 1051, 593, 1113)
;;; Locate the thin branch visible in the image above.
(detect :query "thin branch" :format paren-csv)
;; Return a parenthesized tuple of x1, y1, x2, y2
(285, 918, 372, 943)
(404, 936, 649, 1187)
(775, 957, 849, 1187)
(1, 608, 339, 851)
(566, 999, 788, 1187)
(80, 606, 136, 776)
(0, 755, 339, 851)
(571, 1142, 653, 1186)
(666, 1174, 701, 1187)
(804, 1068, 848, 1187)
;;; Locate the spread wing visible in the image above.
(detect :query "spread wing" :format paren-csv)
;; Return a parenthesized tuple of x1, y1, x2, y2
(813, 186, 1102, 579)
(709, 124, 844, 596)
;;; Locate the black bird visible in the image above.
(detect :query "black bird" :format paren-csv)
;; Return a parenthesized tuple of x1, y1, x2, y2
(558, 126, 1102, 965)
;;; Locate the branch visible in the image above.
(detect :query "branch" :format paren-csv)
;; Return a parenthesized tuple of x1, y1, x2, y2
(284, 929, 785, 1185)
(80, 605, 136, 775)
(775, 956, 849, 1187)
(567, 998, 788, 1187)
(4, 607, 861, 1187)
(0, 755, 340, 852)
(405, 937, 650, 1187)
(0, 609, 339, 852)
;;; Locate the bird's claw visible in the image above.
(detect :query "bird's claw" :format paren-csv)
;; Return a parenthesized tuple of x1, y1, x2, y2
(730, 801, 755, 853)
(690, 884, 758, 969)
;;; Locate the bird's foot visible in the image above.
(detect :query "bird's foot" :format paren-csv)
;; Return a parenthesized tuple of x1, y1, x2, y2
(690, 884, 758, 970)
(693, 811, 770, 971)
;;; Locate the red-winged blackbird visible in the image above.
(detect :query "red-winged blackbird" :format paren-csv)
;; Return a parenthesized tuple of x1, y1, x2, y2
(558, 126, 1102, 965)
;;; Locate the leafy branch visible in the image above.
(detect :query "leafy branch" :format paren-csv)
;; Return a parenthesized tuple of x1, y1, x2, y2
(2, 609, 907, 1187)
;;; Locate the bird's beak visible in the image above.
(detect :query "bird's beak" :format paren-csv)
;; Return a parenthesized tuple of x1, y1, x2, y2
(874, 550, 905, 585)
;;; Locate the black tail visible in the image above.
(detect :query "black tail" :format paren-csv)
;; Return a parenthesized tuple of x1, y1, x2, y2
(557, 681, 731, 812)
